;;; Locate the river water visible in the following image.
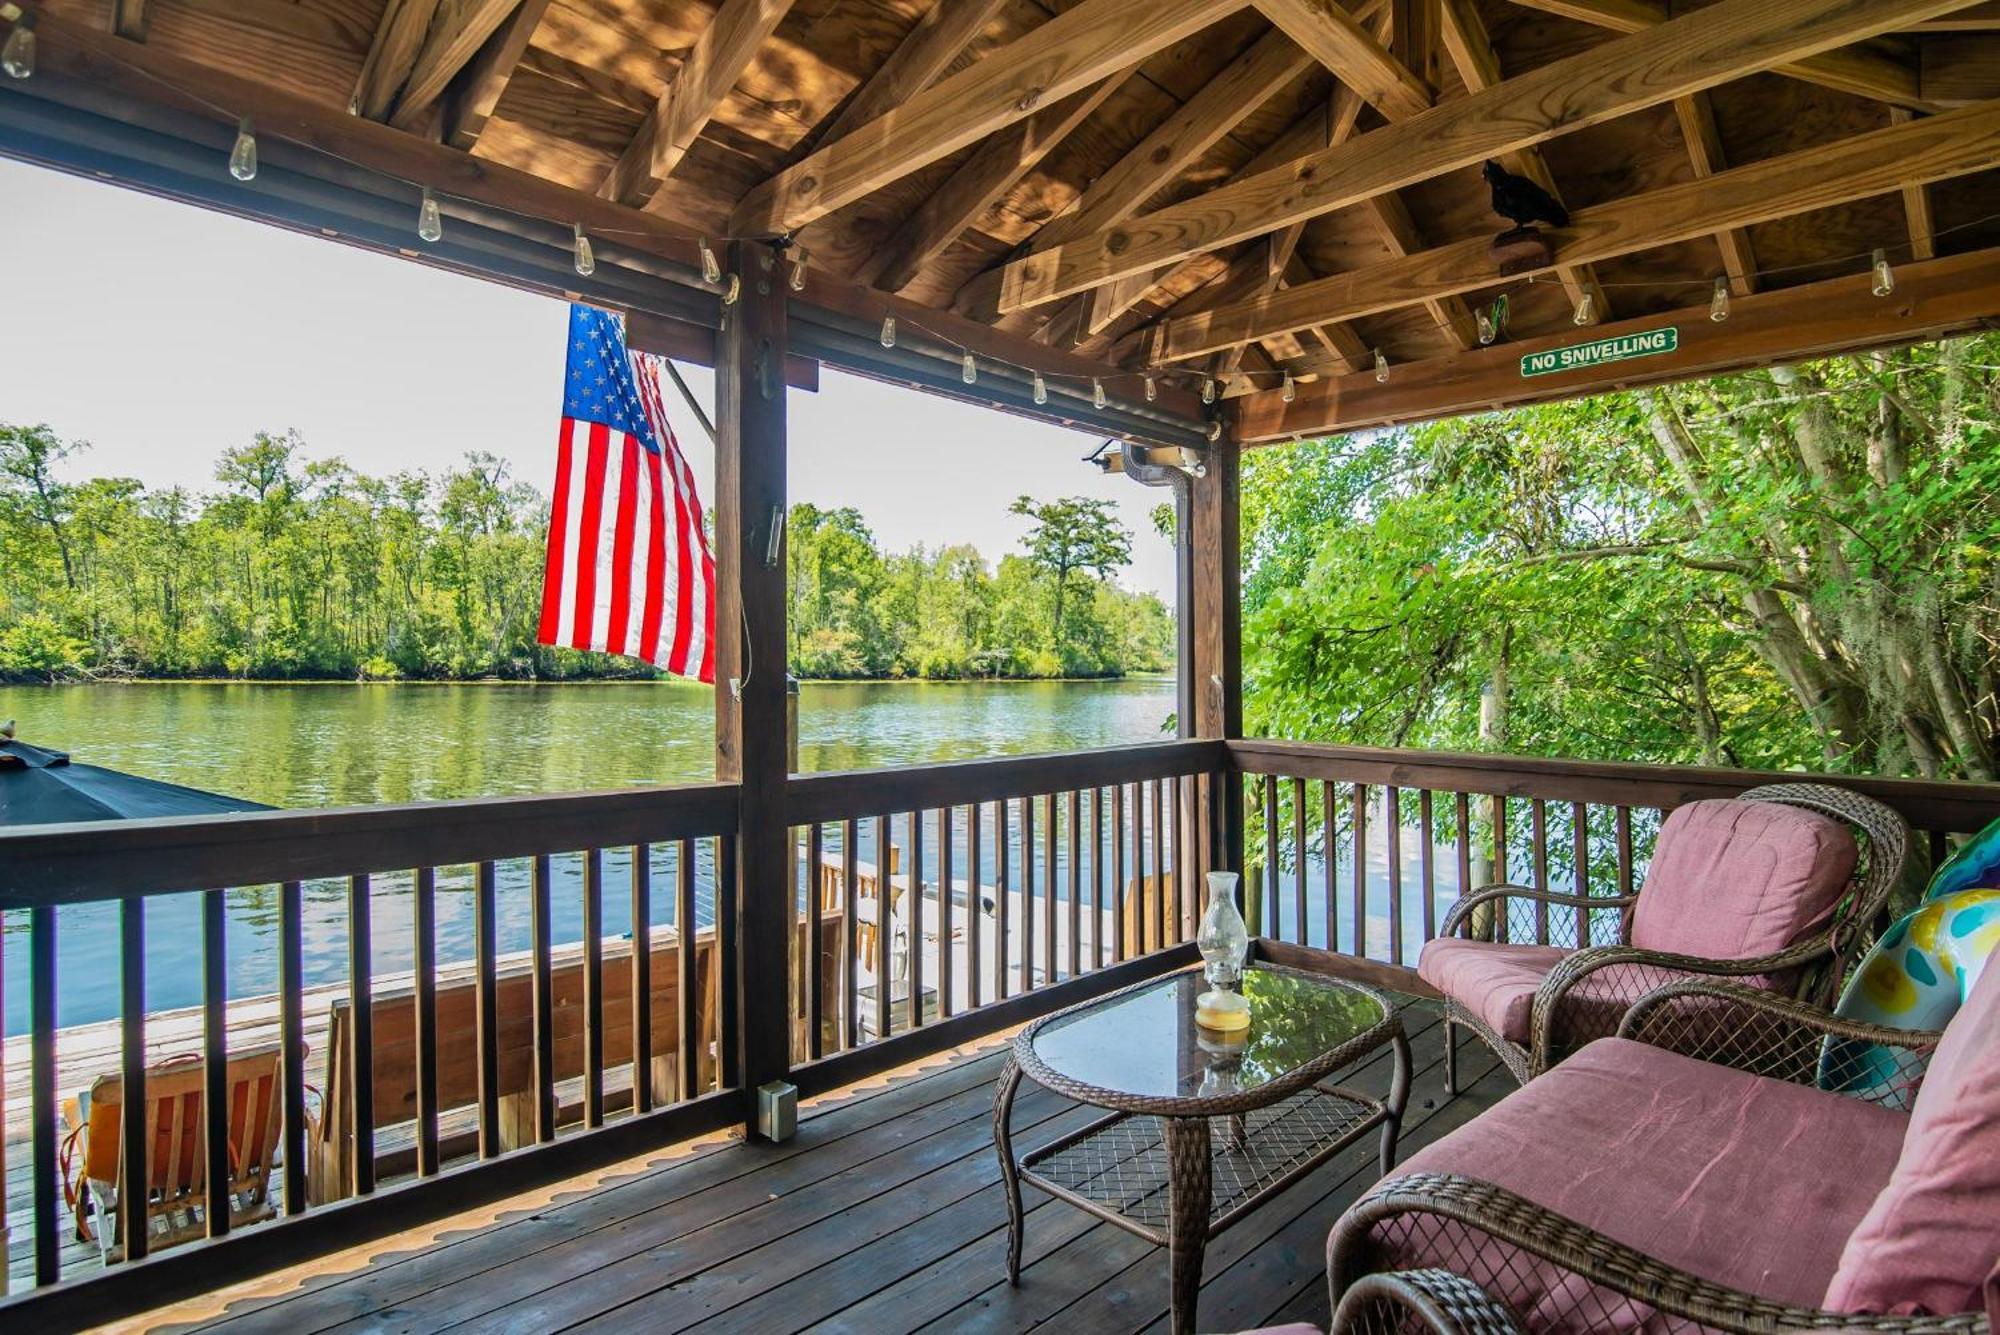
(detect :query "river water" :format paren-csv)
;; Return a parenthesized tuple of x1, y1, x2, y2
(2, 679, 1179, 1032)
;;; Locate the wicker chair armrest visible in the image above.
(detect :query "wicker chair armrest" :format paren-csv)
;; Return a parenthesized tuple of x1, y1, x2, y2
(1438, 884, 1639, 940)
(1331, 1173, 1991, 1334)
(1330, 1268, 1522, 1335)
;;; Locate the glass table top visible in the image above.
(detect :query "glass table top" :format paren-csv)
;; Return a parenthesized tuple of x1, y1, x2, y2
(1025, 965, 1388, 1103)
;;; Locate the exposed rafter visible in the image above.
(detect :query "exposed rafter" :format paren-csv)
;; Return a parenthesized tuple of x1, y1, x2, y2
(821, 0, 1011, 147)
(111, 0, 147, 41)
(352, 0, 527, 129)
(600, 0, 799, 210)
(1892, 108, 1940, 259)
(1252, 0, 1432, 120)
(729, 0, 1234, 236)
(1151, 97, 2000, 363)
(1673, 92, 1759, 294)
(353, 0, 443, 122)
(996, 0, 1980, 314)
(441, 0, 551, 151)
(1506, 0, 1934, 111)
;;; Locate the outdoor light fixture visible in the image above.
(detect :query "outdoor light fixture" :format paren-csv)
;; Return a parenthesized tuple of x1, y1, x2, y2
(1144, 374, 1157, 402)
(765, 504, 786, 568)
(1872, 248, 1895, 298)
(721, 273, 741, 306)
(961, 351, 977, 384)
(1202, 376, 1217, 404)
(1207, 420, 1223, 442)
(1033, 372, 1048, 405)
(1476, 307, 1496, 344)
(699, 237, 722, 285)
(879, 316, 896, 349)
(1710, 275, 1731, 323)
(416, 188, 443, 243)
(228, 117, 258, 182)
(1281, 370, 1295, 403)
(1374, 348, 1390, 383)
(1092, 377, 1107, 409)
(788, 248, 808, 292)
(2, 14, 34, 80)
(1572, 290, 1595, 326)
(572, 223, 595, 277)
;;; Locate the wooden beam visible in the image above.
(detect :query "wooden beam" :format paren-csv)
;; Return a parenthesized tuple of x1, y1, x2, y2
(820, 0, 1010, 145)
(1235, 245, 2000, 440)
(1673, 92, 1759, 294)
(352, 0, 442, 122)
(1892, 108, 1939, 260)
(1189, 437, 1243, 874)
(600, 0, 799, 209)
(1362, 190, 1480, 349)
(859, 76, 1129, 293)
(1436, 0, 1608, 322)
(1910, 2, 2000, 29)
(728, 0, 1233, 236)
(1508, 0, 1933, 110)
(111, 0, 147, 41)
(998, 0, 1974, 312)
(625, 310, 821, 391)
(1252, 0, 1432, 121)
(441, 0, 551, 151)
(389, 0, 524, 130)
(1152, 93, 2000, 363)
(1920, 34, 2000, 105)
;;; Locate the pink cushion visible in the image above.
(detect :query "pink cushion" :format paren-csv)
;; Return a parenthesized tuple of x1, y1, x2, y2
(1352, 1038, 1907, 1330)
(1825, 942, 2000, 1316)
(1417, 939, 1692, 1045)
(1630, 799, 1857, 959)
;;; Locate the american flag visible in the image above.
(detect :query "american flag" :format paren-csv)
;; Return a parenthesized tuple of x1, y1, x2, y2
(538, 303, 715, 682)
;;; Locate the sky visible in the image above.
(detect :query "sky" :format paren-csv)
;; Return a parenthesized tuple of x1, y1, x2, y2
(0, 157, 1177, 599)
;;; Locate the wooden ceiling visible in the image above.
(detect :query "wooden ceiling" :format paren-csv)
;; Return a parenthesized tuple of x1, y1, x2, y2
(10, 0, 2000, 439)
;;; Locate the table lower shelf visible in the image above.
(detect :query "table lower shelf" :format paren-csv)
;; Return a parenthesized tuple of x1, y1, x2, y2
(1017, 1082, 1388, 1245)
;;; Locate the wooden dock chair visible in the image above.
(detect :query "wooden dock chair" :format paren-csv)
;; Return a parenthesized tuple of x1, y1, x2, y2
(60, 1044, 283, 1260)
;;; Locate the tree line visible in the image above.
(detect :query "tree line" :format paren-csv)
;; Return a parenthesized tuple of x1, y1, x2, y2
(1240, 332, 2000, 782)
(0, 425, 1171, 683)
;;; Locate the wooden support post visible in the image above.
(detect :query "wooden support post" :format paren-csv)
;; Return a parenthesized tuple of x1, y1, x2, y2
(1189, 437, 1243, 879)
(715, 239, 793, 1133)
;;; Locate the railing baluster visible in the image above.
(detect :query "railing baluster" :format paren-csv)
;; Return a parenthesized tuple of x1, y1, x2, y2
(1292, 776, 1308, 947)
(1324, 780, 1339, 951)
(1572, 801, 1591, 948)
(1352, 784, 1369, 959)
(1531, 800, 1551, 944)
(994, 800, 1011, 999)
(279, 880, 306, 1214)
(1093, 788, 1107, 969)
(1022, 798, 1037, 990)
(633, 844, 654, 1111)
(1928, 829, 1948, 872)
(414, 865, 441, 1172)
(908, 810, 925, 1031)
(1150, 779, 1166, 951)
(1493, 798, 1510, 942)
(1130, 782, 1146, 951)
(31, 903, 58, 1285)
(968, 802, 984, 1009)
(1263, 776, 1281, 942)
(1170, 774, 1187, 942)
(717, 834, 740, 1087)
(530, 855, 555, 1142)
(840, 821, 859, 1050)
(937, 807, 954, 1019)
(476, 861, 500, 1154)
(1455, 792, 1472, 912)
(1615, 807, 1635, 944)
(1067, 789, 1082, 978)
(875, 814, 892, 1036)
(806, 825, 825, 1057)
(678, 838, 699, 1098)
(1111, 785, 1126, 963)
(1419, 791, 1437, 945)
(347, 874, 375, 1195)
(582, 849, 605, 1129)
(1386, 787, 1404, 966)
(1042, 792, 1058, 984)
(120, 896, 149, 1258)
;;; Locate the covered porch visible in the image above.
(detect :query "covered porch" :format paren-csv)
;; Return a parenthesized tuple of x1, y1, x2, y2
(5, 0, 2000, 1330)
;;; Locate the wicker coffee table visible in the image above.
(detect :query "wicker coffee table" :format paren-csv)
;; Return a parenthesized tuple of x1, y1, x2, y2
(993, 963, 1409, 1335)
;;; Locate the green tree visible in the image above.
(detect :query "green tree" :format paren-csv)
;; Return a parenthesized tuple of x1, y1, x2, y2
(1008, 495, 1133, 642)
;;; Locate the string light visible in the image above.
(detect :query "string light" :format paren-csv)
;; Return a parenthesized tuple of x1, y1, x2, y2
(1092, 377, 1107, 409)
(721, 273, 741, 306)
(1201, 376, 1217, 404)
(1207, 420, 1222, 443)
(1281, 370, 1295, 403)
(1144, 373, 1157, 402)
(571, 223, 595, 277)
(879, 315, 896, 349)
(961, 350, 977, 384)
(1476, 307, 1496, 345)
(698, 237, 722, 285)
(228, 116, 257, 182)
(1710, 275, 1730, 323)
(2, 14, 33, 80)
(416, 187, 442, 243)
(788, 248, 808, 292)
(1033, 371, 1048, 405)
(1872, 248, 1895, 297)
(1373, 348, 1390, 383)
(1572, 289, 1595, 327)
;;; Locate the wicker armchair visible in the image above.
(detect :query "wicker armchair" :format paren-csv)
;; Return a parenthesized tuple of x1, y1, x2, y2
(1327, 982, 1987, 1335)
(1427, 783, 1908, 1087)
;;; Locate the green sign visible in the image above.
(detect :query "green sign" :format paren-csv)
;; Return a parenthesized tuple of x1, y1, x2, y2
(1520, 326, 1679, 378)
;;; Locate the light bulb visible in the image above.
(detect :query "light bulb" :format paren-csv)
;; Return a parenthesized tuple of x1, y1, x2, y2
(698, 237, 721, 285)
(1476, 307, 1496, 345)
(571, 223, 596, 277)
(1710, 275, 1730, 323)
(1032, 372, 1048, 405)
(1572, 289, 1595, 327)
(229, 117, 257, 182)
(1281, 370, 1295, 403)
(1201, 376, 1216, 404)
(1144, 374, 1157, 402)
(1207, 420, 1222, 443)
(1373, 348, 1389, 384)
(1092, 377, 1107, 409)
(879, 315, 895, 348)
(721, 273, 741, 306)
(1872, 248, 1895, 298)
(788, 249, 808, 292)
(961, 351, 976, 384)
(2, 20, 33, 80)
(417, 188, 443, 243)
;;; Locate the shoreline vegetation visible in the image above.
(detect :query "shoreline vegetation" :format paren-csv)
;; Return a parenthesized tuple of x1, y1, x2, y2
(0, 426, 1172, 686)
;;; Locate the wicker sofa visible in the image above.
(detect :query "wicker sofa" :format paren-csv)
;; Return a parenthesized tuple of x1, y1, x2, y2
(1323, 962, 2000, 1334)
(1419, 784, 1908, 1087)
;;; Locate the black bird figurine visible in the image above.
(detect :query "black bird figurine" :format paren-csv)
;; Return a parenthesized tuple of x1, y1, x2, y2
(1483, 160, 1568, 230)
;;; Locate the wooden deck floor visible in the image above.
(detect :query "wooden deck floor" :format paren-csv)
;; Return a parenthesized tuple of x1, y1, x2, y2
(101, 999, 1511, 1335)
